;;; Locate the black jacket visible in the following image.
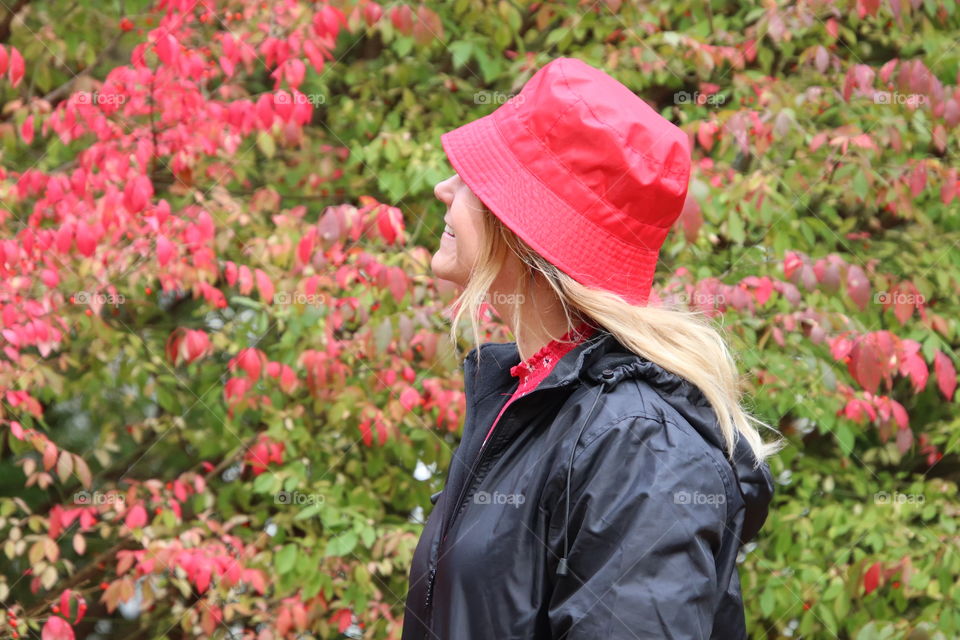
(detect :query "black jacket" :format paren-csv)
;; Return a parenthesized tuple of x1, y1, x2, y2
(401, 329, 775, 639)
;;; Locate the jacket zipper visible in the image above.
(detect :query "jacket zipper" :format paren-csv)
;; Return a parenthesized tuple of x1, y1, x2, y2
(421, 385, 573, 627)
(422, 408, 515, 624)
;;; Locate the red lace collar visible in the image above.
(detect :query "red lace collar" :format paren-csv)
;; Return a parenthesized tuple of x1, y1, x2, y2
(509, 320, 596, 384)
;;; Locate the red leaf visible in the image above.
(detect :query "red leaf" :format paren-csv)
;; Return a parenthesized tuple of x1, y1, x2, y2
(387, 267, 408, 302)
(123, 175, 153, 214)
(364, 2, 384, 26)
(934, 351, 957, 401)
(155, 33, 179, 66)
(21, 114, 34, 145)
(156, 235, 175, 266)
(8, 46, 23, 88)
(696, 121, 719, 151)
(124, 504, 147, 529)
(332, 609, 353, 634)
(900, 352, 928, 394)
(43, 440, 58, 471)
(255, 268, 274, 304)
(41, 616, 75, 640)
(896, 425, 913, 454)
(194, 563, 211, 594)
(298, 228, 317, 264)
(891, 399, 909, 430)
(399, 387, 421, 411)
(941, 168, 957, 204)
(783, 251, 804, 280)
(358, 419, 372, 447)
(864, 561, 881, 594)
(377, 205, 404, 245)
(845, 265, 871, 311)
(74, 221, 96, 257)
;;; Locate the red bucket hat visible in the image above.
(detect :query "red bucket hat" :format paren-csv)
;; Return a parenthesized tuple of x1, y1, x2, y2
(440, 57, 692, 307)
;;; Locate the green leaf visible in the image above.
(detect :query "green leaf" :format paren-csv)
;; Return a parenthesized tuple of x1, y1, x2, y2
(759, 586, 775, 617)
(294, 502, 324, 521)
(256, 131, 276, 159)
(325, 531, 358, 557)
(276, 543, 298, 575)
(834, 422, 855, 457)
(728, 208, 746, 244)
(852, 170, 869, 201)
(449, 41, 473, 69)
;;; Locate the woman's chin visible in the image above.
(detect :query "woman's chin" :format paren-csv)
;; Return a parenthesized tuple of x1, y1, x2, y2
(430, 249, 453, 280)
(430, 253, 459, 284)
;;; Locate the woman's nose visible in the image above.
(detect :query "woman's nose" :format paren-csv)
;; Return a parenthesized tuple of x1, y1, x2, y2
(434, 175, 456, 205)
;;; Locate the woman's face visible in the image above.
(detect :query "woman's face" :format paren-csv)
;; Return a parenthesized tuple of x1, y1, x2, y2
(430, 173, 488, 287)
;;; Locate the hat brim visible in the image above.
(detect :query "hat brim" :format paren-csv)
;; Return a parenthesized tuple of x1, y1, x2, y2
(440, 113, 659, 307)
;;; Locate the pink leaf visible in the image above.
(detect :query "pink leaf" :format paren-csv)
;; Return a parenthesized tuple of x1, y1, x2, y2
(845, 265, 871, 311)
(863, 561, 881, 594)
(255, 268, 274, 304)
(934, 351, 957, 401)
(124, 504, 147, 529)
(899, 351, 928, 394)
(156, 235, 174, 266)
(399, 387, 421, 411)
(21, 114, 34, 144)
(42, 616, 75, 640)
(8, 46, 23, 88)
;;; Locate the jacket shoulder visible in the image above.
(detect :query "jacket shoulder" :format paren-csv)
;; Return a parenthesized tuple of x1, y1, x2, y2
(555, 387, 740, 523)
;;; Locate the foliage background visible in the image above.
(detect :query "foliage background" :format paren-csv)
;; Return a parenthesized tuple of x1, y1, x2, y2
(0, 0, 958, 638)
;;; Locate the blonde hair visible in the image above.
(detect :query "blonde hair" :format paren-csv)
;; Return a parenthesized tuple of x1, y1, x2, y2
(446, 206, 785, 468)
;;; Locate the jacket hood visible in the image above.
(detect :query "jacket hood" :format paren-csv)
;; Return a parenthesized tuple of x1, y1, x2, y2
(465, 328, 775, 544)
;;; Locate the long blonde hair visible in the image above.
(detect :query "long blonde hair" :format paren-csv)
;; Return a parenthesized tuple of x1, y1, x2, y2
(447, 206, 785, 468)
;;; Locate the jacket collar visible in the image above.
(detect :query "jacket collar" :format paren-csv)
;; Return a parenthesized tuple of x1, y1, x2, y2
(461, 328, 623, 402)
(461, 328, 774, 544)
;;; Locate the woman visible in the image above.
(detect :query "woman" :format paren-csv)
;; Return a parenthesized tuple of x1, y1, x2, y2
(401, 57, 784, 640)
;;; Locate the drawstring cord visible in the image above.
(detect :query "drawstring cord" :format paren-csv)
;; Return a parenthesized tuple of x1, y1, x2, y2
(557, 377, 610, 577)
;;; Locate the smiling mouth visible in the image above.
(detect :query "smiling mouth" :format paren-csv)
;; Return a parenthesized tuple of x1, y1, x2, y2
(443, 224, 456, 238)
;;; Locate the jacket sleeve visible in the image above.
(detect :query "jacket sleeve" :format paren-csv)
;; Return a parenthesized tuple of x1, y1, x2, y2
(545, 414, 730, 640)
